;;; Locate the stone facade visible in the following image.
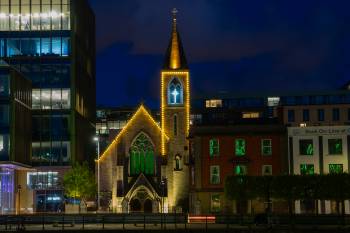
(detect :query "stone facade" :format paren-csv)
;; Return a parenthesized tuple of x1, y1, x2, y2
(97, 12, 190, 213)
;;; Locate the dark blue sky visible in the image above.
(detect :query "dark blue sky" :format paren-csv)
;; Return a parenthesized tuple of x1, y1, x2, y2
(89, 0, 350, 108)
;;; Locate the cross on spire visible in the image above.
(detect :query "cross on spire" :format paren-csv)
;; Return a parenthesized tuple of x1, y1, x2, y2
(172, 8, 178, 22)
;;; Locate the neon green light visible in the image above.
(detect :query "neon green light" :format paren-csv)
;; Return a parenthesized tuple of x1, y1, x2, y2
(130, 133, 154, 175)
(209, 139, 219, 157)
(300, 164, 314, 175)
(234, 165, 246, 175)
(329, 139, 342, 155)
(235, 139, 246, 156)
(300, 140, 313, 156)
(262, 139, 272, 155)
(329, 164, 343, 174)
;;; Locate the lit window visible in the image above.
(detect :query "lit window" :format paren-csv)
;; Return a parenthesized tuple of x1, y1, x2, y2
(267, 97, 280, 107)
(0, 135, 3, 151)
(168, 78, 183, 105)
(328, 139, 342, 155)
(174, 154, 181, 171)
(299, 139, 313, 155)
(300, 164, 314, 175)
(242, 112, 260, 119)
(209, 139, 219, 158)
(235, 139, 246, 156)
(205, 99, 222, 108)
(32, 89, 70, 110)
(262, 165, 272, 175)
(129, 133, 154, 176)
(27, 171, 59, 189)
(234, 165, 247, 175)
(261, 139, 272, 155)
(210, 194, 221, 213)
(210, 165, 220, 184)
(329, 164, 343, 174)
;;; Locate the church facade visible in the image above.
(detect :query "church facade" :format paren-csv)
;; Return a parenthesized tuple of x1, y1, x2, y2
(97, 11, 190, 213)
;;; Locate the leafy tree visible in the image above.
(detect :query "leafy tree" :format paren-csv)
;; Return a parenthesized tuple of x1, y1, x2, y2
(252, 176, 273, 214)
(322, 173, 350, 215)
(63, 162, 96, 211)
(271, 175, 302, 216)
(225, 175, 254, 214)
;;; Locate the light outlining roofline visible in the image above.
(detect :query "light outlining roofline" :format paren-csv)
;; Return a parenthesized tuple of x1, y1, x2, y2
(96, 105, 168, 162)
(161, 71, 190, 156)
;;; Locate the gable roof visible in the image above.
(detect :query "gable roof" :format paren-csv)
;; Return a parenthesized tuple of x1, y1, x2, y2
(97, 105, 168, 162)
(124, 173, 162, 200)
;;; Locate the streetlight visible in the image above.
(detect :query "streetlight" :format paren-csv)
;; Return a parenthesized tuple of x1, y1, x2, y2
(94, 136, 100, 211)
(160, 178, 167, 213)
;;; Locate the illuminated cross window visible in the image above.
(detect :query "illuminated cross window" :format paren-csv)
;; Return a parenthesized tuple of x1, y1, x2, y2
(168, 78, 183, 104)
(172, 88, 179, 102)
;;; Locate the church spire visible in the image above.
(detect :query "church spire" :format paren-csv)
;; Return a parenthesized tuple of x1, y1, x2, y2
(163, 8, 188, 70)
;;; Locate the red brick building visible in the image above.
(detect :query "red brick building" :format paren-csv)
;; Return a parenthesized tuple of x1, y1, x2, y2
(189, 124, 287, 214)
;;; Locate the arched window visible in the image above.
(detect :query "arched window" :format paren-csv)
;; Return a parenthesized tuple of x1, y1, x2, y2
(168, 78, 183, 105)
(175, 154, 182, 171)
(130, 133, 155, 176)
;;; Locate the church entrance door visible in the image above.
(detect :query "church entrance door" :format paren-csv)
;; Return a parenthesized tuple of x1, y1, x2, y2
(130, 198, 142, 212)
(144, 199, 153, 213)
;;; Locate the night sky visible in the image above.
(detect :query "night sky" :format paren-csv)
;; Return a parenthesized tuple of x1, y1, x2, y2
(89, 0, 350, 108)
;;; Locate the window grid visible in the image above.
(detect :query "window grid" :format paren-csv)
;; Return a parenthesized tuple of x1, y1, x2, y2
(261, 139, 272, 156)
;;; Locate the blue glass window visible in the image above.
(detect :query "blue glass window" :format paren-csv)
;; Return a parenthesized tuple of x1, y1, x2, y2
(52, 38, 61, 55)
(41, 38, 51, 54)
(332, 108, 340, 121)
(168, 78, 183, 105)
(62, 38, 70, 56)
(318, 109, 325, 121)
(288, 109, 295, 122)
(303, 109, 309, 122)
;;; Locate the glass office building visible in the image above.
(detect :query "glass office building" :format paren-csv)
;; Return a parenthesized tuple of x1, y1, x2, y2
(0, 64, 32, 214)
(0, 0, 95, 212)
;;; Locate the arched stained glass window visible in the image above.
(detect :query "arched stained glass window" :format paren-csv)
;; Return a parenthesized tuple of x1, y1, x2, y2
(168, 78, 183, 105)
(175, 154, 181, 170)
(130, 133, 155, 176)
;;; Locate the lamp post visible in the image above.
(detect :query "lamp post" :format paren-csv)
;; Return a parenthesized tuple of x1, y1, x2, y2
(94, 136, 100, 211)
(160, 178, 167, 213)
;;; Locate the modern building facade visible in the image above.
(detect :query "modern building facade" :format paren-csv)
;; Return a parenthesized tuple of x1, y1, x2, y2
(0, 0, 96, 212)
(97, 11, 190, 213)
(288, 125, 350, 214)
(0, 64, 32, 214)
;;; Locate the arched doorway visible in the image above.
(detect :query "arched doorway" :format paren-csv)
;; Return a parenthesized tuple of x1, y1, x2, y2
(144, 199, 153, 213)
(129, 198, 142, 212)
(128, 187, 159, 213)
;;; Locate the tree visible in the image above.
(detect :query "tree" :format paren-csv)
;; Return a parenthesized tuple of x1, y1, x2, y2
(225, 175, 254, 214)
(323, 173, 350, 215)
(271, 175, 302, 216)
(252, 176, 273, 214)
(63, 162, 96, 211)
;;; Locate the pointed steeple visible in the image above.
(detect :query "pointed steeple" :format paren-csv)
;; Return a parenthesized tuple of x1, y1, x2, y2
(163, 8, 188, 70)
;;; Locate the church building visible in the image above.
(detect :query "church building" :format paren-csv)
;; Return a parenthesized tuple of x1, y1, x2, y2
(97, 10, 190, 213)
